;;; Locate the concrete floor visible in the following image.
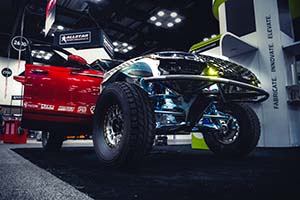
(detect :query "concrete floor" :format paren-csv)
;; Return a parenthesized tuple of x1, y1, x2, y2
(0, 140, 93, 200)
(1, 139, 300, 200)
(0, 138, 188, 200)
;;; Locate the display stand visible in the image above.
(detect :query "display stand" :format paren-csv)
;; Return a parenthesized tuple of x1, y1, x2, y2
(191, 0, 300, 147)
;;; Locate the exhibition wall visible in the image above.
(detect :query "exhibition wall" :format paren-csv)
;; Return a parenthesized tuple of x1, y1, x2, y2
(0, 57, 24, 107)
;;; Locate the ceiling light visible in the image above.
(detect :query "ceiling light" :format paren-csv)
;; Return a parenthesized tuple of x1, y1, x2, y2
(57, 25, 64, 30)
(203, 38, 209, 41)
(148, 9, 184, 29)
(46, 53, 53, 57)
(39, 50, 45, 54)
(170, 12, 178, 18)
(113, 41, 135, 54)
(155, 22, 162, 27)
(157, 11, 165, 17)
(150, 16, 157, 21)
(174, 18, 182, 23)
(36, 55, 42, 59)
(51, 33, 55, 37)
(167, 22, 174, 27)
(44, 54, 53, 60)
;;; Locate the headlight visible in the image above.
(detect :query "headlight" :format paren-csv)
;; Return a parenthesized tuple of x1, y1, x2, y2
(201, 65, 220, 77)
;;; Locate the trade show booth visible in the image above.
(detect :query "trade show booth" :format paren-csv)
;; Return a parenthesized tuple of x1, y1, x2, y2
(191, 0, 300, 147)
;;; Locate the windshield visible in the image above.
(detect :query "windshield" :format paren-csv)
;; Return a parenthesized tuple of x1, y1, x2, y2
(90, 59, 123, 72)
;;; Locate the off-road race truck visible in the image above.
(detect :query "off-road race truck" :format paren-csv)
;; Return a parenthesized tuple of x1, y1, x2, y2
(15, 44, 269, 167)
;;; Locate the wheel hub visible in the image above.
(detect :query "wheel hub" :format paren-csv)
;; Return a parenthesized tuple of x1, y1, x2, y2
(216, 117, 240, 145)
(103, 104, 123, 148)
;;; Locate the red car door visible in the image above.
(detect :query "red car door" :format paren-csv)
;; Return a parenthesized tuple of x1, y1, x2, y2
(22, 47, 104, 128)
(68, 69, 104, 117)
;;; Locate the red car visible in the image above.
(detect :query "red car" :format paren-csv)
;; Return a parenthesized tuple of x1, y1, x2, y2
(15, 44, 120, 151)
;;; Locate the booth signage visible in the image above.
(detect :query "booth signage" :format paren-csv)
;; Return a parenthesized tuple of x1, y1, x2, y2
(54, 29, 114, 57)
(59, 31, 91, 45)
(265, 14, 279, 110)
(11, 36, 29, 51)
(1, 68, 12, 78)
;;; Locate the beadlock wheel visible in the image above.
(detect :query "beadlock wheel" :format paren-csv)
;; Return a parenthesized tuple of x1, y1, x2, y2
(103, 104, 124, 149)
(203, 103, 260, 158)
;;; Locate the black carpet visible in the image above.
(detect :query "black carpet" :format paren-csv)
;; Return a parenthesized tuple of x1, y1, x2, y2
(13, 145, 300, 200)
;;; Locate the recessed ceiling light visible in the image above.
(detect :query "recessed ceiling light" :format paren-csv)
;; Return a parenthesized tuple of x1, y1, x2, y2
(46, 53, 53, 57)
(167, 22, 174, 27)
(157, 11, 165, 17)
(148, 9, 184, 29)
(150, 16, 157, 21)
(203, 38, 209, 41)
(174, 18, 182, 23)
(57, 25, 64, 30)
(51, 33, 55, 37)
(36, 55, 42, 59)
(113, 41, 135, 53)
(39, 50, 45, 54)
(170, 12, 178, 18)
(155, 21, 162, 26)
(44, 56, 51, 60)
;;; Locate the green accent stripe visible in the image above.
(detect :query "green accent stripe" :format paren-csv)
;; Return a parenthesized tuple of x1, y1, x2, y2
(213, 0, 228, 19)
(191, 134, 209, 150)
(189, 34, 221, 52)
(289, 0, 300, 19)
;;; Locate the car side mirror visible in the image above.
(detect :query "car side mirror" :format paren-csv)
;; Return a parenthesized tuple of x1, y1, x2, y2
(67, 55, 88, 68)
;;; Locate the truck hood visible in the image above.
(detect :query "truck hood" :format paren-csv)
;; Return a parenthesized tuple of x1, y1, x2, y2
(103, 51, 261, 87)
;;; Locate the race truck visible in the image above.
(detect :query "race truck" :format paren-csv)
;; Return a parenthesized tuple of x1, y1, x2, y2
(14, 44, 269, 167)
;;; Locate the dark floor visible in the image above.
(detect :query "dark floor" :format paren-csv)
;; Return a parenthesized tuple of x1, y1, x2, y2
(13, 145, 300, 200)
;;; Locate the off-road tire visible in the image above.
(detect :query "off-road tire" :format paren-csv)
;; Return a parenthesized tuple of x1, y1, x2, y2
(203, 103, 260, 158)
(93, 82, 155, 167)
(42, 131, 64, 152)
